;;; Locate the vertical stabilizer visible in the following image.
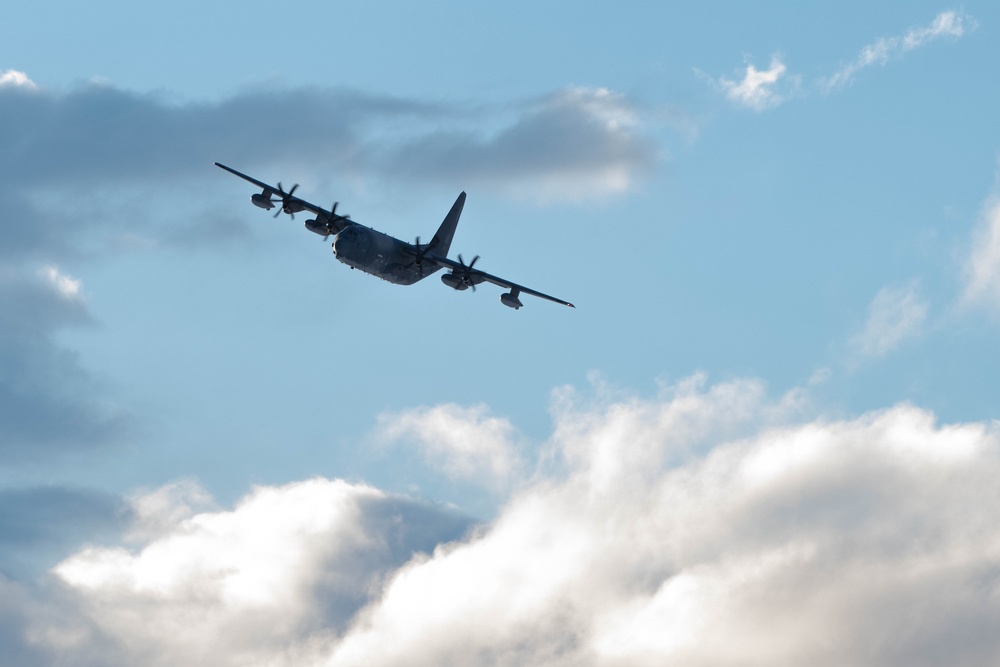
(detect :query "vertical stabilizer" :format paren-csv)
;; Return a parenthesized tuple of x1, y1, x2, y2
(429, 192, 466, 257)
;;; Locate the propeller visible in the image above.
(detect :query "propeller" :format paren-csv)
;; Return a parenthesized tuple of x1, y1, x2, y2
(321, 201, 352, 239)
(404, 236, 434, 275)
(328, 201, 351, 221)
(457, 254, 480, 290)
(273, 182, 300, 219)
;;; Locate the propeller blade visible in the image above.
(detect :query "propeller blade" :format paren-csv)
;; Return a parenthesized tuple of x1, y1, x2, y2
(456, 254, 481, 290)
(272, 182, 301, 219)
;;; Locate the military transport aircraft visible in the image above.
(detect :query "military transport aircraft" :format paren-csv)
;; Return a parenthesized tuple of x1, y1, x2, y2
(215, 163, 574, 309)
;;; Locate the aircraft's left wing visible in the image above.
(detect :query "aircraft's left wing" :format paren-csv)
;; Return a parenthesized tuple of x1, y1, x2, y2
(428, 253, 575, 308)
(214, 162, 352, 233)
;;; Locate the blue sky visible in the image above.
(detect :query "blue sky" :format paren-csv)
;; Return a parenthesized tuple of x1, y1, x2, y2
(3, 3, 1000, 665)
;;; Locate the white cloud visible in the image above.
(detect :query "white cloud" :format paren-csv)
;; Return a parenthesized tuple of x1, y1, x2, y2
(9, 378, 1000, 666)
(326, 382, 1000, 667)
(41, 265, 82, 301)
(717, 55, 790, 111)
(712, 11, 973, 110)
(124, 479, 216, 542)
(0, 69, 37, 90)
(962, 198, 1000, 311)
(850, 281, 928, 358)
(50, 478, 468, 667)
(823, 10, 972, 92)
(376, 403, 523, 488)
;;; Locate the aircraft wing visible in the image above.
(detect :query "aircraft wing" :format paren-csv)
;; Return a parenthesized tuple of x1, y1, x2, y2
(428, 253, 575, 308)
(214, 162, 353, 233)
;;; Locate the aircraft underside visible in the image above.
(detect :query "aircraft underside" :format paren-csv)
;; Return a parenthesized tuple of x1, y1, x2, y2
(332, 225, 435, 285)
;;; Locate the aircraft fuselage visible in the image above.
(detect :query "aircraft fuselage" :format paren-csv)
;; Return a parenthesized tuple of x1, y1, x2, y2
(331, 224, 438, 285)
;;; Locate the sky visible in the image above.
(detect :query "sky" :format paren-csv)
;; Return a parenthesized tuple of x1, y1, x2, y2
(2, 2, 1000, 665)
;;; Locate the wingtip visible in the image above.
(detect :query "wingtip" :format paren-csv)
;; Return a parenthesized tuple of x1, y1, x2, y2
(567, 303, 576, 308)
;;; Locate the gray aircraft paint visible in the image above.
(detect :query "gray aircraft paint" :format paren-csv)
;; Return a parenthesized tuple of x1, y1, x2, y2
(215, 163, 574, 309)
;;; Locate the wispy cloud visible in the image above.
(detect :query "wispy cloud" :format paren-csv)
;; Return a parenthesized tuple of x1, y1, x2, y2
(823, 10, 972, 91)
(962, 197, 1000, 312)
(850, 281, 928, 358)
(717, 55, 792, 112)
(5, 379, 1000, 665)
(712, 10, 974, 111)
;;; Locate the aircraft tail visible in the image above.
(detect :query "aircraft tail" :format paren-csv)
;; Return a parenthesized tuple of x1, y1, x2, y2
(429, 192, 466, 257)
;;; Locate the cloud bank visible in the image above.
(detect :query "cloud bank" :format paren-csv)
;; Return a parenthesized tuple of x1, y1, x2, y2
(0, 76, 657, 230)
(5, 378, 1000, 666)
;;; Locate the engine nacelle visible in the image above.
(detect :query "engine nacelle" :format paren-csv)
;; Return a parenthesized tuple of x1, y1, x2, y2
(304, 219, 331, 237)
(441, 272, 469, 291)
(251, 193, 275, 210)
(500, 291, 523, 309)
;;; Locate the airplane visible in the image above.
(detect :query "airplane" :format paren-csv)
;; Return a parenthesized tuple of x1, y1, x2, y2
(214, 163, 574, 309)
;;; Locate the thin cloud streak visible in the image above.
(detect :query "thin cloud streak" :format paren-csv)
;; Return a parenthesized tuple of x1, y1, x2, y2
(962, 198, 1000, 313)
(823, 10, 971, 92)
(713, 10, 973, 111)
(850, 281, 928, 358)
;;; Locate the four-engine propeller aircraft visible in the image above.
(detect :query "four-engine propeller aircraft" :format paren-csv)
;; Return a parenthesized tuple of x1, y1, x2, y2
(215, 163, 574, 309)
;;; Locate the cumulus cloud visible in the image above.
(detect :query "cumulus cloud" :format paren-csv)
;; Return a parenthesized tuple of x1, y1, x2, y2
(962, 197, 1000, 312)
(376, 403, 524, 488)
(850, 281, 928, 358)
(0, 69, 37, 90)
(824, 10, 972, 92)
(6, 378, 1000, 666)
(327, 381, 1000, 667)
(717, 55, 791, 111)
(47, 478, 470, 667)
